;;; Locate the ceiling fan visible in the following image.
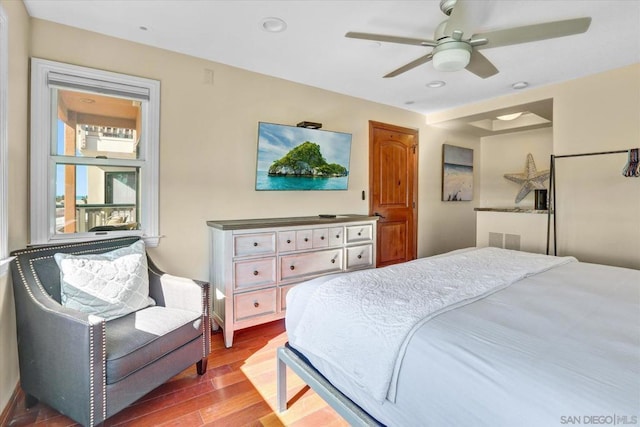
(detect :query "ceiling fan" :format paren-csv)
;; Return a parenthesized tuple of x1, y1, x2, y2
(345, 0, 591, 79)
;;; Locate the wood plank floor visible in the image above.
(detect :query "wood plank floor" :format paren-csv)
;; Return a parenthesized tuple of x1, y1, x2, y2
(6, 320, 349, 426)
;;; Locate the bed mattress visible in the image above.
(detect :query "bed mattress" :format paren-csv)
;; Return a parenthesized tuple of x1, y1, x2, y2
(286, 249, 640, 426)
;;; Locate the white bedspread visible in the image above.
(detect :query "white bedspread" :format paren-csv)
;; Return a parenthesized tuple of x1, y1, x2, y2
(289, 247, 576, 403)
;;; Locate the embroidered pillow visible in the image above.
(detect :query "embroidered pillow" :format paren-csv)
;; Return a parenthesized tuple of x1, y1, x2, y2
(54, 240, 155, 321)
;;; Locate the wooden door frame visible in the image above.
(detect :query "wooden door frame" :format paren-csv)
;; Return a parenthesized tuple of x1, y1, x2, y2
(368, 120, 419, 263)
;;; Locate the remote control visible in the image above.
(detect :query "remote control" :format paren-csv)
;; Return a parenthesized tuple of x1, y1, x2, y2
(319, 214, 337, 218)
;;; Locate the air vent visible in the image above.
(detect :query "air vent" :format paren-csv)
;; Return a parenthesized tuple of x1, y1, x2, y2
(488, 232, 503, 248)
(505, 234, 521, 251)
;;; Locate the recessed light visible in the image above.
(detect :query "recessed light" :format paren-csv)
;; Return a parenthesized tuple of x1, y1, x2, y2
(404, 100, 415, 105)
(496, 112, 523, 121)
(512, 81, 529, 90)
(427, 80, 446, 88)
(139, 26, 148, 31)
(260, 17, 287, 33)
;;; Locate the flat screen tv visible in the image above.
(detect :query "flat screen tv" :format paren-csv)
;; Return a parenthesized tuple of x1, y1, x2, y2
(255, 122, 352, 191)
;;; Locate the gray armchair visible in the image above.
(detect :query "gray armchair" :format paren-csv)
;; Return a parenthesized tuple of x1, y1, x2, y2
(10, 236, 210, 426)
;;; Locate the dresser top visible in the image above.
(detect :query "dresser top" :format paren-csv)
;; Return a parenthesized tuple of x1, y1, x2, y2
(474, 207, 550, 214)
(207, 214, 378, 230)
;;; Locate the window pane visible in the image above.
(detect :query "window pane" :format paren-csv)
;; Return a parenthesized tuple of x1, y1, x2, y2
(54, 89, 141, 160)
(55, 164, 140, 234)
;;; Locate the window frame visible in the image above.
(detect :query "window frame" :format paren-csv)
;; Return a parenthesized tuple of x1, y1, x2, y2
(30, 58, 160, 247)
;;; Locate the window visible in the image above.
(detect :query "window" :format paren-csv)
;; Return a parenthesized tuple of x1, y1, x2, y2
(0, 5, 8, 274)
(30, 59, 160, 246)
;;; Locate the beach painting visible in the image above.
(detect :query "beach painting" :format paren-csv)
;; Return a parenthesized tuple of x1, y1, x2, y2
(442, 144, 473, 201)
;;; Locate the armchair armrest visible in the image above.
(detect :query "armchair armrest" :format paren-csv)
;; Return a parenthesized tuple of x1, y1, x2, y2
(147, 258, 211, 362)
(11, 260, 107, 426)
(151, 273, 209, 313)
(147, 259, 209, 314)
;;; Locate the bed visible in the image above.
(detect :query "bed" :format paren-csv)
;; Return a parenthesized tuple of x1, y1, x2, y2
(277, 247, 640, 426)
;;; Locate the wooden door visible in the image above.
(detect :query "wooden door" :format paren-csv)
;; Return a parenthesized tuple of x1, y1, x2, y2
(369, 121, 418, 267)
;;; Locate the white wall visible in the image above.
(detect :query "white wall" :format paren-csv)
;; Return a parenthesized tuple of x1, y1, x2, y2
(0, 0, 29, 417)
(480, 127, 553, 207)
(475, 127, 553, 254)
(428, 64, 640, 269)
(29, 18, 481, 278)
(419, 127, 480, 256)
(476, 211, 549, 254)
(551, 66, 640, 268)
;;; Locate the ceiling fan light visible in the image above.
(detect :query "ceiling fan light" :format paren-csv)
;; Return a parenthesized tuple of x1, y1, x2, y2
(432, 43, 471, 72)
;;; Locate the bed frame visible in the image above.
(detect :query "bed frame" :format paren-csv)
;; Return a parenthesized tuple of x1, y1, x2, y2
(277, 343, 383, 426)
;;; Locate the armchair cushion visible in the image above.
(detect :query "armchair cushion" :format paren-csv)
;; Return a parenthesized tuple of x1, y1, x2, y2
(54, 240, 155, 321)
(105, 306, 202, 384)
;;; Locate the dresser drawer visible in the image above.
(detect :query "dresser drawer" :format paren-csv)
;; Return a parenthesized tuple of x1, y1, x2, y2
(296, 229, 313, 250)
(346, 244, 373, 269)
(234, 233, 276, 257)
(346, 224, 373, 243)
(280, 248, 343, 281)
(278, 231, 296, 252)
(312, 228, 329, 248)
(234, 257, 276, 291)
(234, 288, 276, 322)
(329, 226, 344, 246)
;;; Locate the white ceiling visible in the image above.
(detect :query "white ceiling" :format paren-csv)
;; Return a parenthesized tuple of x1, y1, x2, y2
(23, 0, 640, 116)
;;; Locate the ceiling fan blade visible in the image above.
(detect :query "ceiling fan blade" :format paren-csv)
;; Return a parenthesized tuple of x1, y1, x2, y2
(465, 51, 499, 79)
(383, 53, 434, 78)
(444, 0, 489, 39)
(475, 17, 592, 50)
(346, 31, 437, 47)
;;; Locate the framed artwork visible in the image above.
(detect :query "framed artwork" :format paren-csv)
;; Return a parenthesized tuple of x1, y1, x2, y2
(255, 122, 352, 191)
(442, 144, 473, 201)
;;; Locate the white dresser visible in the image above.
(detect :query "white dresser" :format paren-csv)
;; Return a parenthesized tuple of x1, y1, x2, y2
(207, 215, 378, 347)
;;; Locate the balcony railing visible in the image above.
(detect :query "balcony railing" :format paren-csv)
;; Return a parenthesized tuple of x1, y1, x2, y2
(56, 203, 137, 233)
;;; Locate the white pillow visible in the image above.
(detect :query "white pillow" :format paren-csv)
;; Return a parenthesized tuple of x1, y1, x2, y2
(54, 240, 155, 321)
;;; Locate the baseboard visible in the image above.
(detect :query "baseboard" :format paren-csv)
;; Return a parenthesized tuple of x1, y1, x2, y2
(0, 381, 21, 426)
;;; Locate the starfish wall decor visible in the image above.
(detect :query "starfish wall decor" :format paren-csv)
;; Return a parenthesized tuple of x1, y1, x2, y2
(503, 153, 550, 203)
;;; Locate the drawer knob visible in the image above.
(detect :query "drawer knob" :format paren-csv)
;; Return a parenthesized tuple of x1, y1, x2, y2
(287, 239, 291, 244)
(357, 254, 362, 259)
(358, 232, 362, 236)
(304, 237, 309, 242)
(335, 234, 340, 239)
(290, 265, 295, 270)
(254, 301, 260, 308)
(320, 236, 325, 240)
(331, 259, 336, 264)
(253, 242, 258, 247)
(253, 270, 259, 276)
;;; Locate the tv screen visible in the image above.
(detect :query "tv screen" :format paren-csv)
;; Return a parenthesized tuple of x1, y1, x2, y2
(255, 122, 352, 191)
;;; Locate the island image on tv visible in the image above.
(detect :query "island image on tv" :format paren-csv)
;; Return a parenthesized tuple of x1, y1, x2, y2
(256, 122, 352, 191)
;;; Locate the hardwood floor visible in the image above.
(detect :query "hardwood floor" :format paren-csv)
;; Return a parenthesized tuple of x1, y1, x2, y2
(6, 320, 349, 426)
